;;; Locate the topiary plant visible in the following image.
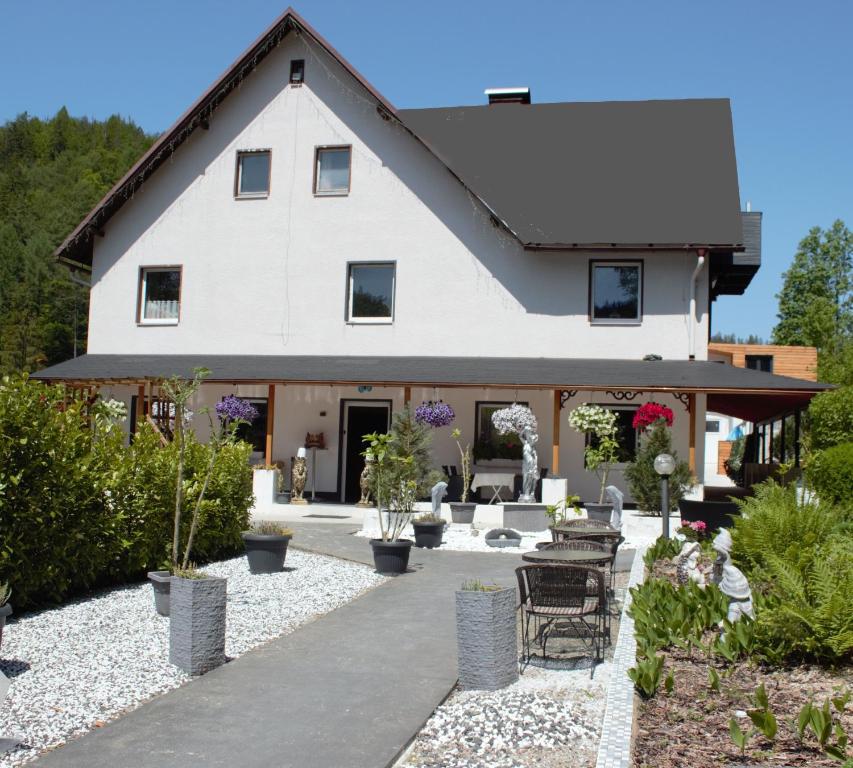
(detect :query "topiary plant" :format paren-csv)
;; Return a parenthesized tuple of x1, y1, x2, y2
(806, 442, 853, 505)
(624, 419, 692, 514)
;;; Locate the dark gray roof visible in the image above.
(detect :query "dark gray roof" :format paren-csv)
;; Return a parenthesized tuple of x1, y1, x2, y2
(399, 99, 744, 248)
(737, 211, 762, 265)
(33, 354, 828, 393)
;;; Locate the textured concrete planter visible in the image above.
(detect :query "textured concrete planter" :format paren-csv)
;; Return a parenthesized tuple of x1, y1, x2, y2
(169, 576, 227, 676)
(0, 603, 12, 649)
(455, 586, 518, 690)
(412, 521, 445, 549)
(449, 503, 476, 524)
(585, 502, 613, 523)
(242, 532, 291, 574)
(147, 571, 172, 616)
(500, 503, 550, 531)
(369, 539, 412, 574)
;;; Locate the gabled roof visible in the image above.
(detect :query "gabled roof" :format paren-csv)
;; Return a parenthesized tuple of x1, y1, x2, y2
(56, 8, 747, 270)
(399, 100, 744, 249)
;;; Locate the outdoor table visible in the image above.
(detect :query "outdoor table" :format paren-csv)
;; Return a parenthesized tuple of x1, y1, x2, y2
(549, 524, 618, 541)
(521, 548, 614, 566)
(471, 472, 516, 504)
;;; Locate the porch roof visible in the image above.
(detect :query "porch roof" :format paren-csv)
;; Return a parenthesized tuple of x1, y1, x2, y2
(33, 354, 829, 415)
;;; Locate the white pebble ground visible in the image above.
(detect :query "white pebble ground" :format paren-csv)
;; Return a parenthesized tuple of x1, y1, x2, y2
(0, 550, 384, 767)
(404, 662, 612, 768)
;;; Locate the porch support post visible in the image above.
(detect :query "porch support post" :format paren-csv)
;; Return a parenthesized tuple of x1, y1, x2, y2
(404, 385, 411, 406)
(552, 389, 561, 474)
(265, 384, 276, 465)
(688, 393, 696, 474)
(136, 384, 145, 433)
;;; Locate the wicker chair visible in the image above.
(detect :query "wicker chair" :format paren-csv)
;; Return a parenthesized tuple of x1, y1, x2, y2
(515, 564, 606, 674)
(550, 518, 615, 542)
(540, 540, 610, 554)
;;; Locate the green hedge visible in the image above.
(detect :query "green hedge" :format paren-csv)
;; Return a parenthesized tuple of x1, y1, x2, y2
(806, 442, 853, 506)
(0, 376, 253, 610)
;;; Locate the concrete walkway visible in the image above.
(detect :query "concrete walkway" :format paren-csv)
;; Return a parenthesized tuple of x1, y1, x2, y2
(34, 526, 636, 768)
(34, 528, 521, 768)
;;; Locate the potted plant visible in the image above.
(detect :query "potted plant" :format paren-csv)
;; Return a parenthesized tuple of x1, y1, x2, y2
(242, 520, 294, 573)
(169, 565, 226, 676)
(0, 583, 11, 650)
(455, 579, 518, 690)
(449, 428, 476, 523)
(147, 372, 256, 617)
(412, 513, 445, 548)
(568, 404, 621, 521)
(545, 494, 582, 527)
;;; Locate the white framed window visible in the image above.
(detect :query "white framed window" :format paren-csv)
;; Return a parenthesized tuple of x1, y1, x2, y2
(347, 262, 395, 323)
(235, 150, 271, 198)
(138, 267, 181, 325)
(590, 260, 643, 324)
(585, 404, 639, 464)
(314, 146, 351, 195)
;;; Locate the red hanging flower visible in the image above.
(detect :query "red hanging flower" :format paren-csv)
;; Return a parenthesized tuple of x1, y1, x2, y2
(633, 402, 674, 430)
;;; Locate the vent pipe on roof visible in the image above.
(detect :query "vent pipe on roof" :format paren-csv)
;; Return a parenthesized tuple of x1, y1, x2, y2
(485, 87, 531, 105)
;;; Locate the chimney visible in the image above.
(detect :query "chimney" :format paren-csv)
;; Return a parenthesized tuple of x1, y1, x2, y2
(485, 87, 531, 105)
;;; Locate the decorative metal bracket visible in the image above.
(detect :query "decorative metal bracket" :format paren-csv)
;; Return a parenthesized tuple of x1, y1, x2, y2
(605, 390, 642, 402)
(559, 390, 578, 409)
(673, 392, 692, 411)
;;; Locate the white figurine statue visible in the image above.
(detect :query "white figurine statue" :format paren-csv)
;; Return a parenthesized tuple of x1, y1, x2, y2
(519, 427, 540, 503)
(605, 485, 624, 529)
(431, 481, 448, 517)
(676, 543, 706, 588)
(712, 529, 754, 623)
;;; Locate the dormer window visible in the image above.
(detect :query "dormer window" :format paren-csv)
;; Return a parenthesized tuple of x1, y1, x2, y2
(590, 260, 643, 324)
(314, 146, 351, 196)
(235, 150, 271, 198)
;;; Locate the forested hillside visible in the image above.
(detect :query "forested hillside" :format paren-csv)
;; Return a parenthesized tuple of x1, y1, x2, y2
(0, 109, 154, 373)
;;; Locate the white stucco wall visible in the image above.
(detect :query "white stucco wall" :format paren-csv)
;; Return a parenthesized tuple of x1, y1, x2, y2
(86, 33, 710, 361)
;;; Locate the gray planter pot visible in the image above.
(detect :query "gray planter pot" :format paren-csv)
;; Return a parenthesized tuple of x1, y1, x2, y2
(242, 532, 292, 574)
(585, 503, 613, 523)
(0, 603, 12, 649)
(147, 570, 172, 616)
(449, 503, 476, 525)
(455, 586, 518, 690)
(169, 576, 227, 676)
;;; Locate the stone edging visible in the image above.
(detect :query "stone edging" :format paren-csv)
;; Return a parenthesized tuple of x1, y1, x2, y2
(595, 546, 647, 768)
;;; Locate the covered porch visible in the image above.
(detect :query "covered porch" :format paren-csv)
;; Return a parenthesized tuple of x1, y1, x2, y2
(33, 354, 830, 505)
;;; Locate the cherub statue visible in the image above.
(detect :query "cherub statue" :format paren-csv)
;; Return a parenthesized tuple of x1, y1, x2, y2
(357, 453, 374, 508)
(712, 529, 754, 623)
(291, 451, 308, 505)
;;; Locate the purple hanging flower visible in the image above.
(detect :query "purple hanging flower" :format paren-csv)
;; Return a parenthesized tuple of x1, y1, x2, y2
(414, 400, 455, 428)
(216, 395, 259, 424)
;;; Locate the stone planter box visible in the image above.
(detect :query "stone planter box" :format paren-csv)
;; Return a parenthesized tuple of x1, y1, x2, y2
(0, 603, 12, 649)
(500, 503, 550, 531)
(169, 576, 227, 676)
(252, 468, 280, 511)
(147, 570, 172, 616)
(455, 586, 518, 690)
(585, 502, 613, 523)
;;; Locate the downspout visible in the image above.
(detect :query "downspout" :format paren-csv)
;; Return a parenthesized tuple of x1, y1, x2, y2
(688, 249, 707, 360)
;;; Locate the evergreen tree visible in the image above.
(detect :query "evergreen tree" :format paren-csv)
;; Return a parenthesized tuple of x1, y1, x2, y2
(624, 420, 693, 514)
(388, 405, 443, 498)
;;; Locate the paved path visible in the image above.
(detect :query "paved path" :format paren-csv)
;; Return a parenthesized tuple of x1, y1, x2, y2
(34, 526, 635, 768)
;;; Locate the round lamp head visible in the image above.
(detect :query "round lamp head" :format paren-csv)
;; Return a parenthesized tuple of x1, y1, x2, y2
(654, 453, 676, 476)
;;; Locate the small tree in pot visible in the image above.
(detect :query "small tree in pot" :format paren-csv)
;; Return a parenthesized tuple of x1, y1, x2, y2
(242, 520, 294, 573)
(568, 404, 621, 520)
(449, 428, 476, 523)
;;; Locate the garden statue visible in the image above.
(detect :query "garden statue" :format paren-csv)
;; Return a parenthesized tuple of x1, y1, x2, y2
(431, 481, 448, 517)
(676, 543, 706, 587)
(291, 448, 308, 505)
(712, 529, 754, 623)
(605, 485, 624, 529)
(519, 427, 539, 503)
(356, 453, 374, 508)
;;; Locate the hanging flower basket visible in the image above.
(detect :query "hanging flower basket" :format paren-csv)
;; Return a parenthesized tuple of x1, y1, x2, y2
(633, 402, 674, 430)
(491, 404, 537, 435)
(414, 400, 455, 428)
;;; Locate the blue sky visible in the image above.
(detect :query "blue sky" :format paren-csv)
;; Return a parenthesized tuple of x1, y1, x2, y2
(2, 0, 851, 340)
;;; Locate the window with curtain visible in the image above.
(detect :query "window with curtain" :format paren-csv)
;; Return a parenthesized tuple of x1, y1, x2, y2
(139, 267, 181, 324)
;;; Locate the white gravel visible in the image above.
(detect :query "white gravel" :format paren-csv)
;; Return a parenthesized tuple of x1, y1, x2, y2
(0, 550, 384, 767)
(404, 662, 612, 768)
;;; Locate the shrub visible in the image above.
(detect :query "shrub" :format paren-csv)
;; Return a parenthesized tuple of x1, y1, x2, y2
(808, 385, 853, 450)
(806, 442, 853, 505)
(624, 420, 692, 513)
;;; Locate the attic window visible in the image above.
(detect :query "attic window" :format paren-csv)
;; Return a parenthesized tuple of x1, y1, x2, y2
(235, 150, 271, 198)
(290, 59, 305, 85)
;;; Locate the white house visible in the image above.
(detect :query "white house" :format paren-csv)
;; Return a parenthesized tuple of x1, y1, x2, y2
(36, 8, 827, 504)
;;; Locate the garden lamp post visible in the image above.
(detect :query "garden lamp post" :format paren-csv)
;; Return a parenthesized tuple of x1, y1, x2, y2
(654, 453, 676, 539)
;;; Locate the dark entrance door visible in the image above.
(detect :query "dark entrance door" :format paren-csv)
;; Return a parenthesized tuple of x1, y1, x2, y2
(341, 401, 390, 502)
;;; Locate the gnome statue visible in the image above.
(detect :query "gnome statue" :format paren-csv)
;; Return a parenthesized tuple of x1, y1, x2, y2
(712, 529, 754, 623)
(676, 542, 706, 587)
(356, 452, 374, 508)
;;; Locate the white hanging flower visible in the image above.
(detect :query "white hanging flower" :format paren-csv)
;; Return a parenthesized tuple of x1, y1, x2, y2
(491, 404, 537, 435)
(568, 403, 617, 438)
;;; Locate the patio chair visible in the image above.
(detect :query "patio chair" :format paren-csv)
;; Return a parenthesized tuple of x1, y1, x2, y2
(515, 564, 606, 676)
(550, 517, 614, 542)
